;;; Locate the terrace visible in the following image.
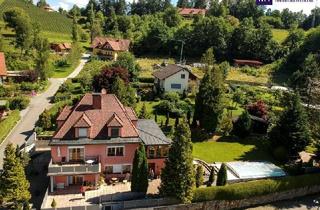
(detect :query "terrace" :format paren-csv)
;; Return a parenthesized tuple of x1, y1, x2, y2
(48, 156, 101, 176)
(42, 179, 161, 208)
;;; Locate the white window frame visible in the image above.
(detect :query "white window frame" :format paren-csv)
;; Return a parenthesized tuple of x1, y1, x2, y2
(106, 146, 125, 156)
(67, 146, 85, 162)
(105, 164, 132, 174)
(78, 128, 88, 138)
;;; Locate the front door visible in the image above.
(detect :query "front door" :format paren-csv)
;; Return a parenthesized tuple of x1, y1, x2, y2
(68, 176, 83, 185)
(148, 163, 156, 178)
(68, 148, 84, 162)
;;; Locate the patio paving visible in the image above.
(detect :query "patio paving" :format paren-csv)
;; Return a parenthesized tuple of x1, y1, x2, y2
(43, 179, 160, 208)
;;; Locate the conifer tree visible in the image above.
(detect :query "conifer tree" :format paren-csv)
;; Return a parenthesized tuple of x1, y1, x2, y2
(195, 165, 204, 188)
(131, 144, 149, 193)
(139, 103, 151, 119)
(177, 0, 190, 8)
(160, 120, 195, 203)
(0, 143, 30, 209)
(268, 93, 311, 157)
(72, 16, 79, 42)
(233, 110, 252, 138)
(194, 61, 225, 133)
(207, 167, 215, 187)
(216, 163, 227, 186)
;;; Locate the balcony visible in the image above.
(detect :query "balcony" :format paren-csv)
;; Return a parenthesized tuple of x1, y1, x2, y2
(48, 156, 101, 175)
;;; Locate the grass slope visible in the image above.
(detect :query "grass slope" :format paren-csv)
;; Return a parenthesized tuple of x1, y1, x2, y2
(272, 29, 289, 43)
(0, 0, 72, 34)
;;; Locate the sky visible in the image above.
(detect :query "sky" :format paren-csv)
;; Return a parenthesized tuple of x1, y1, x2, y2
(44, 0, 318, 15)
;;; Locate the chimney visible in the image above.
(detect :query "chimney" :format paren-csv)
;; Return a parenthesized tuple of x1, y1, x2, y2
(101, 88, 107, 94)
(92, 93, 101, 109)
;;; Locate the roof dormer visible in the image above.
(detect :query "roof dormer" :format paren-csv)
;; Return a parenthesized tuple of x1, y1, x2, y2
(74, 114, 92, 138)
(107, 113, 123, 138)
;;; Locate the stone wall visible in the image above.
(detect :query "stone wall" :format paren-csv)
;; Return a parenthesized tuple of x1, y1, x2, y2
(155, 185, 320, 210)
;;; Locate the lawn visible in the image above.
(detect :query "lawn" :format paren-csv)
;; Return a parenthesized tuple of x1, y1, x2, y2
(137, 57, 176, 78)
(226, 67, 271, 86)
(272, 29, 289, 43)
(0, 110, 20, 144)
(192, 137, 274, 163)
(51, 60, 80, 78)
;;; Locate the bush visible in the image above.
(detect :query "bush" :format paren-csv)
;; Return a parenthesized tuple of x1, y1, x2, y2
(233, 111, 252, 138)
(216, 163, 227, 186)
(207, 168, 215, 187)
(20, 82, 40, 92)
(138, 77, 154, 83)
(273, 146, 288, 162)
(240, 66, 259, 76)
(53, 92, 72, 103)
(247, 100, 268, 119)
(193, 173, 320, 202)
(21, 70, 38, 82)
(0, 110, 20, 143)
(9, 96, 30, 110)
(195, 165, 204, 188)
(55, 59, 68, 67)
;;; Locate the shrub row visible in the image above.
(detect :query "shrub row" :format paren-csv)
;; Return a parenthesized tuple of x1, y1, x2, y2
(0, 110, 20, 143)
(193, 173, 320, 202)
(138, 77, 154, 83)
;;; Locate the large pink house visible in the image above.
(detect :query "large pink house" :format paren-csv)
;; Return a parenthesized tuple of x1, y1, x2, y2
(48, 90, 171, 192)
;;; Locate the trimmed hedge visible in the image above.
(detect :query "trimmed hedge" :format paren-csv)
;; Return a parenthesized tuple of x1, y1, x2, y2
(193, 173, 320, 202)
(0, 110, 20, 143)
(138, 77, 154, 83)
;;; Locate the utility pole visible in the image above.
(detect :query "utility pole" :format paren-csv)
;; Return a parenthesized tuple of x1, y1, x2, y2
(178, 40, 185, 64)
(312, 0, 318, 28)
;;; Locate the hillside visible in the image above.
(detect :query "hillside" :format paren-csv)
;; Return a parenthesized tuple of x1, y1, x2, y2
(0, 0, 72, 34)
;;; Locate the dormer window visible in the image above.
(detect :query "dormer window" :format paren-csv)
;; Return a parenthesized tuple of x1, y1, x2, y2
(111, 128, 120, 137)
(78, 128, 88, 138)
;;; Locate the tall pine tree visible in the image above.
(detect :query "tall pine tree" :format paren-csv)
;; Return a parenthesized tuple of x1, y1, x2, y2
(177, 0, 190, 8)
(194, 49, 225, 133)
(131, 144, 149, 193)
(268, 93, 311, 157)
(0, 143, 30, 209)
(160, 120, 195, 203)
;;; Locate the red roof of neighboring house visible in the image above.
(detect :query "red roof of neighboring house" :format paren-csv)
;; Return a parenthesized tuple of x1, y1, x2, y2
(0, 52, 7, 76)
(53, 92, 139, 139)
(178, 8, 207, 16)
(92, 37, 130, 51)
(234, 59, 263, 65)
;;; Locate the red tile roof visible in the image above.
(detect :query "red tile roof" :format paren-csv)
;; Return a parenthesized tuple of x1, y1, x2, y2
(74, 114, 92, 128)
(92, 37, 130, 51)
(178, 8, 207, 16)
(234, 59, 263, 65)
(54, 93, 139, 139)
(125, 107, 138, 121)
(0, 52, 7, 76)
(107, 113, 124, 127)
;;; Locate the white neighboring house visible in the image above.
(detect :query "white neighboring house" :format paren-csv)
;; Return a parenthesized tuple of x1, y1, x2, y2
(152, 64, 197, 93)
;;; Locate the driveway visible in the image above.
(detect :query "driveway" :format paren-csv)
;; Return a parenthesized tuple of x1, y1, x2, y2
(0, 55, 89, 169)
